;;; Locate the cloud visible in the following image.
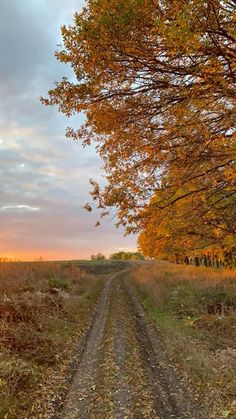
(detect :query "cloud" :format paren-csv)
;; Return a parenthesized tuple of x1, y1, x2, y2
(0, 205, 40, 212)
(0, 0, 137, 260)
(0, 0, 86, 127)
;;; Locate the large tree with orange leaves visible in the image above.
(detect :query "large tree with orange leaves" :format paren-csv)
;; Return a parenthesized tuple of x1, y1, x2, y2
(138, 183, 236, 262)
(42, 0, 236, 239)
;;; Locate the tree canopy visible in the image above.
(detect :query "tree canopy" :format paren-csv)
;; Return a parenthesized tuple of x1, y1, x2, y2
(42, 0, 236, 259)
(109, 251, 144, 260)
(91, 252, 106, 260)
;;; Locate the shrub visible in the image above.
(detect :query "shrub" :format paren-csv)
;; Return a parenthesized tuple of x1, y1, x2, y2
(48, 277, 69, 291)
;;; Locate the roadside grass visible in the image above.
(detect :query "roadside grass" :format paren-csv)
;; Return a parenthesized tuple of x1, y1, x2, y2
(131, 261, 236, 418)
(0, 260, 104, 419)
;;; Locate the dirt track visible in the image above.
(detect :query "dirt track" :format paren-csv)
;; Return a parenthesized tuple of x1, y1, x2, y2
(55, 271, 204, 419)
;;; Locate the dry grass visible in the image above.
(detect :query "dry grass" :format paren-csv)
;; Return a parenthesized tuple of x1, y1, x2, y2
(132, 261, 236, 418)
(0, 259, 104, 419)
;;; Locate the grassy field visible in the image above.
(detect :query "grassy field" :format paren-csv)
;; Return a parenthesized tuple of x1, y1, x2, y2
(0, 260, 104, 419)
(131, 261, 236, 418)
(1, 258, 235, 418)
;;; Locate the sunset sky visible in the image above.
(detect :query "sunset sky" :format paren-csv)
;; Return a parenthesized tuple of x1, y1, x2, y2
(0, 0, 137, 260)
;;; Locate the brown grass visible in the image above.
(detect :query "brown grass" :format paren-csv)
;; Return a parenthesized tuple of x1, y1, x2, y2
(131, 261, 236, 418)
(0, 260, 104, 419)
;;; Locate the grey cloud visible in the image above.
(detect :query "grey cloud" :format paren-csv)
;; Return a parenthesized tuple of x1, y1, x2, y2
(0, 0, 137, 259)
(0, 0, 84, 125)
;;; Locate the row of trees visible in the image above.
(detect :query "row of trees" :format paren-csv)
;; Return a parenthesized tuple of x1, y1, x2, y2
(91, 251, 144, 261)
(43, 0, 236, 263)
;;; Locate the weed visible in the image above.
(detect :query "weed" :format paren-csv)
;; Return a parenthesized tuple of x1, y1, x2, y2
(48, 276, 69, 291)
(0, 355, 37, 394)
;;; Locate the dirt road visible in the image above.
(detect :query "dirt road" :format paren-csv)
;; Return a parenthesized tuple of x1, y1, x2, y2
(55, 271, 204, 419)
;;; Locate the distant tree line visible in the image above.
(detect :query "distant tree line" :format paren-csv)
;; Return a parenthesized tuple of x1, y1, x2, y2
(90, 251, 144, 261)
(154, 249, 236, 269)
(109, 251, 144, 261)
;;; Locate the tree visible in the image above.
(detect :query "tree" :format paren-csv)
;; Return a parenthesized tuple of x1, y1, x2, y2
(91, 252, 106, 260)
(109, 251, 144, 260)
(42, 0, 236, 237)
(138, 182, 236, 264)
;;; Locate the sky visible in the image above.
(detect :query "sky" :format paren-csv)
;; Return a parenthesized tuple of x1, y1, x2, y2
(0, 0, 137, 260)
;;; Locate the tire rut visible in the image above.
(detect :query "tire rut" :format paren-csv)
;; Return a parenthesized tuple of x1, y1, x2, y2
(58, 273, 114, 419)
(123, 276, 204, 419)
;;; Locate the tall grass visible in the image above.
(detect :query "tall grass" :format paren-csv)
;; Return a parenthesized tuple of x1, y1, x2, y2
(0, 260, 103, 418)
(132, 261, 236, 418)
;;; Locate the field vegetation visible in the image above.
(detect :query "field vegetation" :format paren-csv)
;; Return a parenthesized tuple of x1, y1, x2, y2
(0, 259, 104, 419)
(1, 256, 235, 417)
(131, 261, 236, 418)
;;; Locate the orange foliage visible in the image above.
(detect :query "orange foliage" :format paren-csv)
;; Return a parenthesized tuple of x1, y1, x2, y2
(42, 0, 236, 254)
